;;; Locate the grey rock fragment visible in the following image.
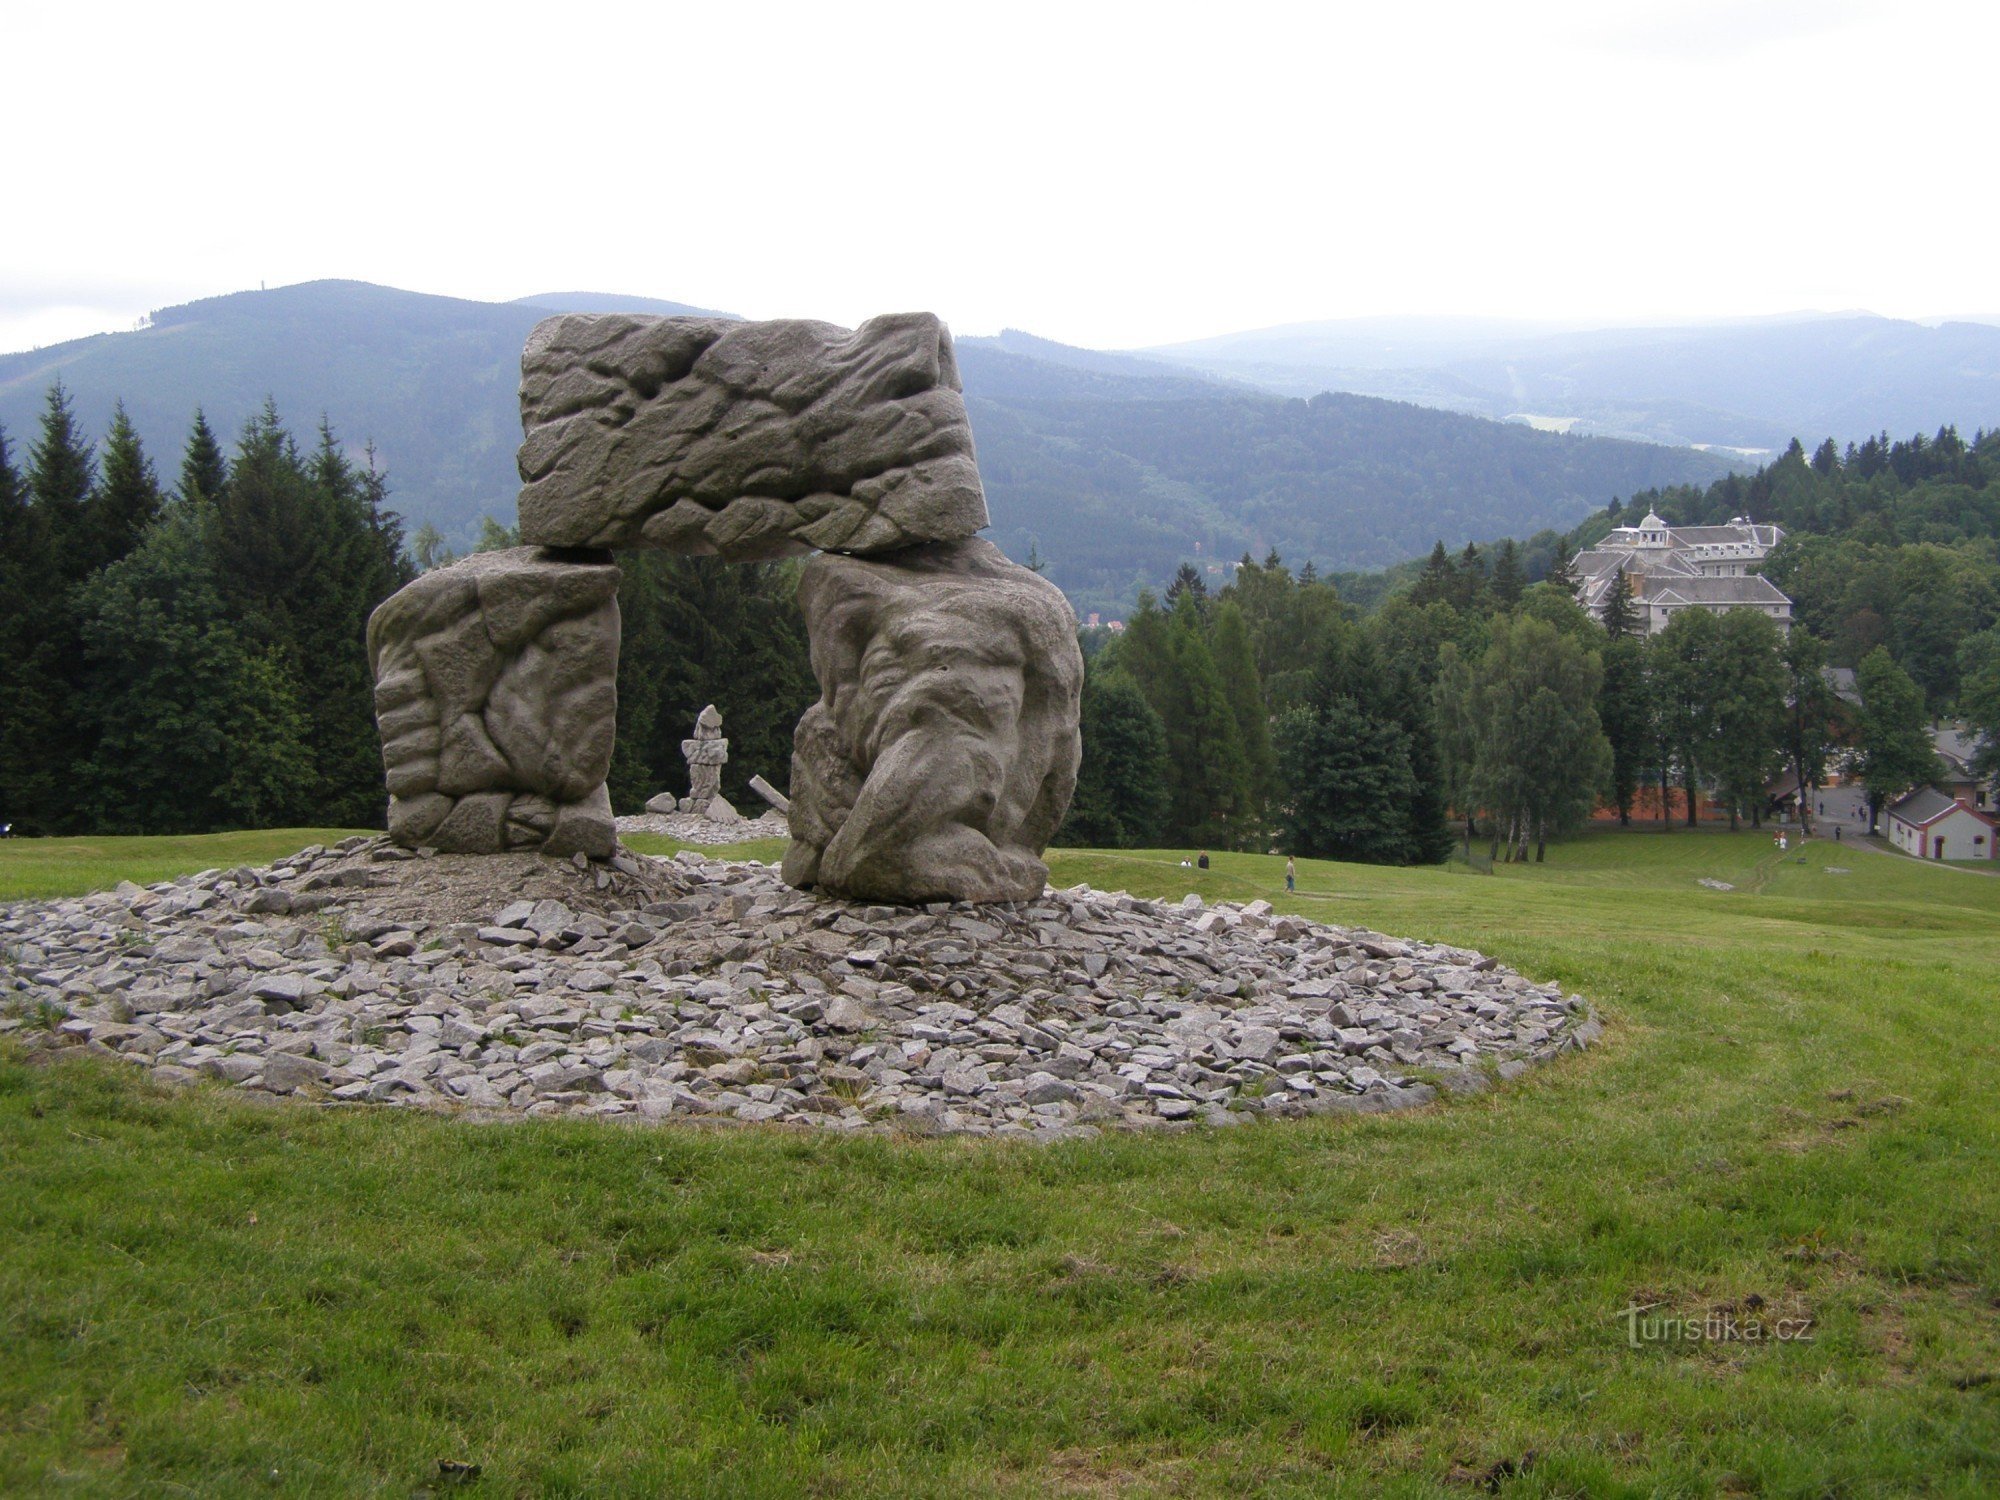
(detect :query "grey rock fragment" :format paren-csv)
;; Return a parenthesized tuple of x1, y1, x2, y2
(1, 835, 1594, 1139)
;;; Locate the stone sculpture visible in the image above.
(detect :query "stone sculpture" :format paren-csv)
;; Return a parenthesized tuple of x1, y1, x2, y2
(516, 312, 988, 558)
(780, 538, 1083, 904)
(367, 547, 620, 858)
(369, 309, 1082, 901)
(677, 704, 737, 822)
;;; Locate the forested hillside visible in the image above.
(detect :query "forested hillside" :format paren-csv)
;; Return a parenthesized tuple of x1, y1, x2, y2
(0, 281, 1732, 617)
(963, 371, 1730, 611)
(1570, 428, 2000, 709)
(0, 283, 733, 552)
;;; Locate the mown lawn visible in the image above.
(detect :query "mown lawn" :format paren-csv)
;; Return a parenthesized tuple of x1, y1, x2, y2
(0, 829, 368, 903)
(3, 829, 1997, 1496)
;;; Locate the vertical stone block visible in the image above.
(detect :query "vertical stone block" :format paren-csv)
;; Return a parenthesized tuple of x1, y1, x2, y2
(366, 547, 621, 858)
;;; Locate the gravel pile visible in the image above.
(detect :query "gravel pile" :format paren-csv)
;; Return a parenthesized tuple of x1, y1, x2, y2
(0, 838, 1599, 1137)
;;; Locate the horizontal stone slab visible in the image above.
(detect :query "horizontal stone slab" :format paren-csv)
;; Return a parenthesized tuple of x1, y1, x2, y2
(516, 312, 988, 558)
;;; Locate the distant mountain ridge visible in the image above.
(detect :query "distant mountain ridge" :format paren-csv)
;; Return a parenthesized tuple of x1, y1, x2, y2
(1145, 312, 2000, 457)
(0, 280, 1735, 613)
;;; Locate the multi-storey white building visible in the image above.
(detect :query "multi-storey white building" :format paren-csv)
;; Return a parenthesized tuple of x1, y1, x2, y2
(1573, 512, 1792, 635)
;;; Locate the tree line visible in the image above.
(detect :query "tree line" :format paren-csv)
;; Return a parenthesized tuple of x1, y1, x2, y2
(1068, 535, 1955, 864)
(5, 375, 1985, 851)
(0, 387, 410, 835)
(0, 384, 819, 837)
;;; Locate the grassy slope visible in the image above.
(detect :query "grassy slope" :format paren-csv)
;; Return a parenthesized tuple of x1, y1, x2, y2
(0, 831, 369, 903)
(2, 830, 1997, 1497)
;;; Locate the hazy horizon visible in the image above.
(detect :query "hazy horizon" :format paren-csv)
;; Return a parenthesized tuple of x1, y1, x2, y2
(4, 277, 1999, 364)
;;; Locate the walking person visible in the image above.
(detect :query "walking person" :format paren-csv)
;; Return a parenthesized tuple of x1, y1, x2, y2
(1285, 856, 1296, 893)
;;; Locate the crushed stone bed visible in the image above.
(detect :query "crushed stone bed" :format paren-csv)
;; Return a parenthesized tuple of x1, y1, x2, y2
(1, 838, 1600, 1138)
(615, 810, 789, 845)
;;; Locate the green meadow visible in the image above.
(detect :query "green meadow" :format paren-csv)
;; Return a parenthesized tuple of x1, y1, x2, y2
(2, 828, 1996, 1496)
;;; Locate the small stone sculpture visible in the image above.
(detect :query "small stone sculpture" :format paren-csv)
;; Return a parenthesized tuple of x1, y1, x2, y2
(677, 704, 736, 822)
(367, 547, 620, 858)
(782, 537, 1083, 904)
(516, 312, 988, 558)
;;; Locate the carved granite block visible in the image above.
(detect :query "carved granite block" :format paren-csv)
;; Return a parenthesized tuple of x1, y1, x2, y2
(515, 312, 988, 558)
(366, 547, 620, 858)
(782, 538, 1082, 903)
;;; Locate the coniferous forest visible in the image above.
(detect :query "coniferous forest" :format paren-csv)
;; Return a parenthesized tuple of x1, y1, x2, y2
(4, 380, 1994, 859)
(0, 386, 815, 837)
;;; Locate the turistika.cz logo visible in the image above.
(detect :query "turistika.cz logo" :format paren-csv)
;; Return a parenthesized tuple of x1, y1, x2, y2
(1615, 1302, 1814, 1348)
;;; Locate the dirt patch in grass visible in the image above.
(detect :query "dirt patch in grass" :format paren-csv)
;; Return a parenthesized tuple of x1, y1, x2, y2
(308, 846, 696, 929)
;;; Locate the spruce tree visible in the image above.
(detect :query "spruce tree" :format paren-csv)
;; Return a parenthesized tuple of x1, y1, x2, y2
(0, 424, 21, 574)
(1410, 541, 1454, 606)
(1164, 559, 1208, 614)
(27, 382, 97, 556)
(4, 384, 103, 832)
(1453, 542, 1487, 612)
(1160, 592, 1252, 848)
(82, 403, 163, 575)
(216, 401, 318, 638)
(1208, 601, 1275, 840)
(608, 551, 813, 812)
(356, 443, 412, 594)
(1490, 538, 1525, 608)
(1601, 567, 1639, 638)
(178, 408, 229, 506)
(1064, 667, 1170, 848)
(1545, 538, 1578, 592)
(0, 426, 35, 831)
(1597, 635, 1651, 824)
(1273, 617, 1441, 865)
(77, 503, 314, 831)
(1108, 591, 1175, 711)
(1275, 700, 1419, 864)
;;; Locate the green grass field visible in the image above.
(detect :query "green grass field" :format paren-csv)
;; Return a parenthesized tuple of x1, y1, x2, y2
(0, 830, 369, 903)
(4, 828, 1997, 1496)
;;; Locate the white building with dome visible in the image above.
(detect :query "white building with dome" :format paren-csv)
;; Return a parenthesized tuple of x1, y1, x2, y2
(1572, 512, 1792, 636)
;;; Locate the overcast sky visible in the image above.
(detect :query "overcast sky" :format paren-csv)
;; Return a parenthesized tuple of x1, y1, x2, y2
(4, 0, 1995, 355)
